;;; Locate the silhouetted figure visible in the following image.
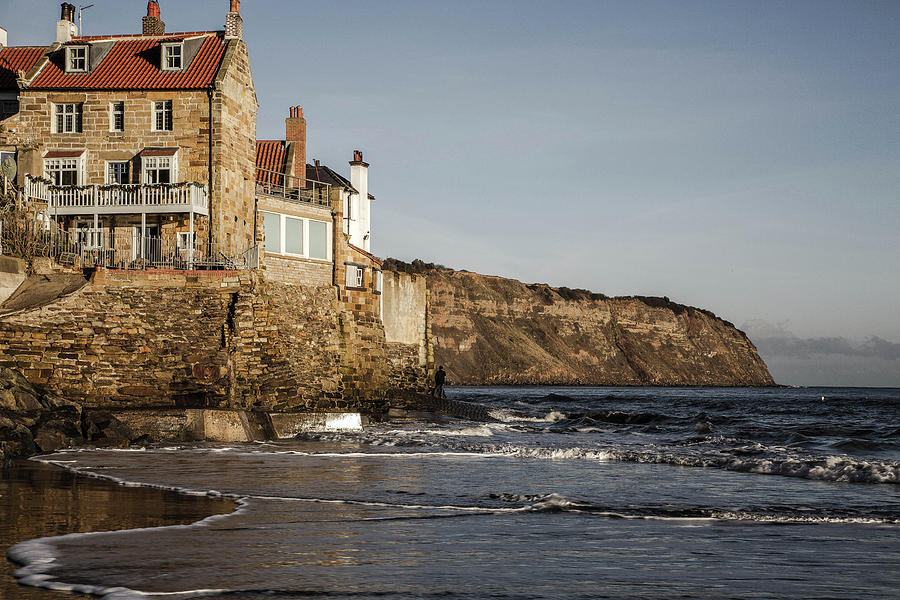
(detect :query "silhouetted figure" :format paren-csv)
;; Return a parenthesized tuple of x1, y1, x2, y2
(432, 366, 446, 399)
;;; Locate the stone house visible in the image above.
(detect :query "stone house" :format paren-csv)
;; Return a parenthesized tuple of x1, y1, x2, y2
(255, 108, 384, 318)
(0, 1, 257, 266)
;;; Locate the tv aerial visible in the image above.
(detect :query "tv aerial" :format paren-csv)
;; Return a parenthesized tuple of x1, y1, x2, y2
(78, 4, 94, 36)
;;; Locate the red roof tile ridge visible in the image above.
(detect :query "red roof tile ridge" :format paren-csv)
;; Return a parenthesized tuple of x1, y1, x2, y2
(348, 244, 383, 267)
(71, 30, 221, 42)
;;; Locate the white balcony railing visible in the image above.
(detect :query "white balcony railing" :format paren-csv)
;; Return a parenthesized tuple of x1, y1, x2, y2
(26, 176, 209, 217)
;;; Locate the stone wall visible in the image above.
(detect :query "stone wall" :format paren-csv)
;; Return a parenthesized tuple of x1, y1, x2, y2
(0, 268, 398, 414)
(211, 39, 258, 250)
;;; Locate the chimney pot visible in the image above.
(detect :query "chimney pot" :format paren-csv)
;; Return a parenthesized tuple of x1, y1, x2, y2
(353, 150, 363, 163)
(147, 0, 160, 18)
(230, 0, 241, 13)
(60, 3, 76, 23)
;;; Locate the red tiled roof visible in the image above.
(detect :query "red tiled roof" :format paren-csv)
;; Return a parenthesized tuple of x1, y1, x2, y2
(256, 140, 289, 183)
(71, 31, 218, 42)
(29, 32, 227, 90)
(0, 46, 46, 90)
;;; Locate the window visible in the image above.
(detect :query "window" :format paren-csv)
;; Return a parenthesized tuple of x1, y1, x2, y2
(374, 270, 383, 295)
(153, 100, 173, 131)
(263, 212, 281, 253)
(44, 158, 81, 186)
(54, 103, 83, 133)
(162, 43, 183, 71)
(263, 211, 331, 260)
(177, 232, 195, 250)
(0, 99, 19, 120)
(346, 265, 364, 289)
(66, 46, 88, 73)
(309, 220, 328, 260)
(284, 216, 303, 255)
(107, 161, 130, 184)
(110, 102, 124, 131)
(142, 156, 173, 184)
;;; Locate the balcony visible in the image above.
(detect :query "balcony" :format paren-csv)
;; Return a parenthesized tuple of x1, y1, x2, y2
(255, 169, 331, 208)
(25, 175, 209, 217)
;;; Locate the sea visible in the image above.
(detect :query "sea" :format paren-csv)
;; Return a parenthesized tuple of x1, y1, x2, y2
(4, 386, 899, 600)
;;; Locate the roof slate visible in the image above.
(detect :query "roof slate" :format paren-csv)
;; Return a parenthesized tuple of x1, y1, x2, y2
(0, 46, 46, 90)
(28, 32, 227, 90)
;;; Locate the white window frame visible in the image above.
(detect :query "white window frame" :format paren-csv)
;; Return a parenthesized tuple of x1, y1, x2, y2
(261, 211, 332, 262)
(161, 43, 183, 72)
(142, 155, 177, 184)
(152, 100, 173, 131)
(345, 264, 365, 289)
(53, 103, 83, 134)
(105, 160, 130, 185)
(66, 45, 88, 73)
(176, 232, 195, 250)
(109, 101, 125, 132)
(374, 269, 383, 295)
(44, 156, 84, 186)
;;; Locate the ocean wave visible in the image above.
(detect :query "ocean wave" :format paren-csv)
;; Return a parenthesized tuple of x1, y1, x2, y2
(488, 408, 567, 423)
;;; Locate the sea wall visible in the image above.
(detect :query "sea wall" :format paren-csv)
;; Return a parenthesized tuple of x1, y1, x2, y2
(382, 271, 433, 404)
(0, 268, 402, 415)
(425, 269, 775, 386)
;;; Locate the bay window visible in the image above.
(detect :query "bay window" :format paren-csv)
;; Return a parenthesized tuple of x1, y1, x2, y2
(262, 211, 331, 261)
(44, 157, 81, 186)
(142, 156, 174, 184)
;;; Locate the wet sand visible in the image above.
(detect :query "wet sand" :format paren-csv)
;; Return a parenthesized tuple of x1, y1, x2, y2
(1, 458, 236, 600)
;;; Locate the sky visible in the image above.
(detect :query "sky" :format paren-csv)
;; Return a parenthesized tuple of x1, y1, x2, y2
(1, 1, 898, 386)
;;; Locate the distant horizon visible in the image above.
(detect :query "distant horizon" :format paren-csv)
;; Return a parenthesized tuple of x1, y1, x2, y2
(1, 0, 897, 386)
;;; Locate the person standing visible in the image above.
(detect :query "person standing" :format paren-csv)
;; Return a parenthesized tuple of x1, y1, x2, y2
(433, 366, 446, 398)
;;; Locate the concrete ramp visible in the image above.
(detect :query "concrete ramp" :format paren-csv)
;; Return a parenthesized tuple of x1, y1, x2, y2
(394, 395, 498, 422)
(0, 271, 89, 315)
(0, 257, 27, 306)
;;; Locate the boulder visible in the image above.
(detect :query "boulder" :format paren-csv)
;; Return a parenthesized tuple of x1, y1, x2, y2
(83, 410, 135, 448)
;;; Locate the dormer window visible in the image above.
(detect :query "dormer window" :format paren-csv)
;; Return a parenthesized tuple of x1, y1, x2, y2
(66, 46, 88, 73)
(162, 43, 183, 71)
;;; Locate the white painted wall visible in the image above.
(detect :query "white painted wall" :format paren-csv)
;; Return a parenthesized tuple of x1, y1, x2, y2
(349, 161, 371, 252)
(56, 19, 77, 43)
(0, 27, 8, 48)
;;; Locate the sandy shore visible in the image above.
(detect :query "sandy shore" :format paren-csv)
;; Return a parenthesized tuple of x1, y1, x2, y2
(1, 458, 235, 600)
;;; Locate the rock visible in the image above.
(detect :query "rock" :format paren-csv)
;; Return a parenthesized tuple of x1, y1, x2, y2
(33, 417, 84, 453)
(83, 410, 135, 448)
(0, 423, 37, 460)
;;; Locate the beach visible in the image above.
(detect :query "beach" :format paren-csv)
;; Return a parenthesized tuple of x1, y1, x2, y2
(3, 386, 899, 599)
(1, 459, 235, 599)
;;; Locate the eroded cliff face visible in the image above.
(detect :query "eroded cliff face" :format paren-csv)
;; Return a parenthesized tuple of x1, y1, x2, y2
(425, 270, 774, 386)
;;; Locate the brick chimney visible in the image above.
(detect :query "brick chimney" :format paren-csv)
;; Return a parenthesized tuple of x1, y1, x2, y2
(56, 3, 77, 43)
(142, 1, 165, 35)
(225, 0, 243, 40)
(285, 106, 307, 186)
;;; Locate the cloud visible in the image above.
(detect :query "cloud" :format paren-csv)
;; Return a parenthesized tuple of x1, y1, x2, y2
(741, 320, 900, 387)
(742, 320, 900, 361)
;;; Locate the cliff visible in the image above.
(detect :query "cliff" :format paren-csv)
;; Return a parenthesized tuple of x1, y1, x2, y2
(411, 266, 773, 386)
